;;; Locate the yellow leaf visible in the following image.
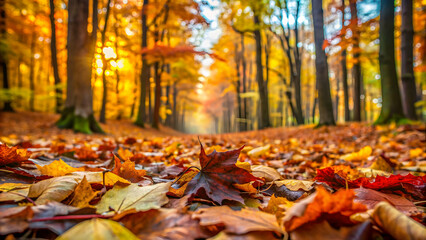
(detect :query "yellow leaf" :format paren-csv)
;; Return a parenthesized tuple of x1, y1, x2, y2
(275, 180, 315, 192)
(247, 144, 271, 157)
(342, 146, 372, 162)
(236, 161, 252, 172)
(409, 148, 423, 158)
(369, 157, 393, 173)
(96, 182, 171, 214)
(165, 142, 179, 154)
(70, 172, 130, 186)
(251, 165, 281, 182)
(57, 218, 139, 240)
(69, 176, 96, 208)
(36, 159, 84, 177)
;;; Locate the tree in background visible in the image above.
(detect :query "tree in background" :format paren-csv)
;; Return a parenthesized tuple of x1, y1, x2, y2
(312, 0, 335, 126)
(340, 0, 350, 122)
(350, 0, 362, 121)
(99, 0, 112, 123)
(56, 0, 103, 133)
(0, 0, 13, 112)
(49, 0, 62, 113)
(375, 0, 404, 124)
(400, 0, 417, 120)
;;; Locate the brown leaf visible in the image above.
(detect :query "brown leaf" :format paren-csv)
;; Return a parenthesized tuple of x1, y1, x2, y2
(372, 201, 426, 240)
(69, 176, 96, 208)
(28, 176, 80, 205)
(354, 187, 420, 215)
(111, 154, 146, 183)
(290, 221, 373, 240)
(117, 208, 213, 240)
(193, 206, 283, 235)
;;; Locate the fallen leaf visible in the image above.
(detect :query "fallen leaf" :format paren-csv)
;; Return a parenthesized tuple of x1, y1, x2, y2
(369, 157, 393, 173)
(96, 182, 171, 213)
(0, 144, 31, 166)
(247, 144, 270, 158)
(70, 171, 130, 186)
(354, 187, 420, 215)
(251, 165, 281, 182)
(283, 187, 367, 232)
(0, 206, 33, 235)
(193, 206, 282, 235)
(111, 155, 146, 183)
(73, 146, 98, 161)
(57, 218, 139, 240)
(342, 146, 372, 162)
(0, 183, 30, 202)
(372, 201, 426, 240)
(263, 194, 294, 221)
(36, 159, 84, 177)
(28, 176, 80, 205)
(69, 176, 96, 208)
(117, 208, 213, 240)
(275, 180, 315, 192)
(176, 144, 261, 204)
(290, 220, 373, 240)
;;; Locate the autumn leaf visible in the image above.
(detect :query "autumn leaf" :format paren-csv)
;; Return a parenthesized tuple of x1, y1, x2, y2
(96, 182, 171, 213)
(289, 221, 373, 240)
(117, 208, 213, 240)
(28, 176, 80, 205)
(111, 154, 146, 183)
(174, 144, 261, 204)
(263, 194, 294, 221)
(0, 144, 31, 166)
(283, 187, 367, 232)
(57, 218, 139, 240)
(70, 171, 130, 186)
(36, 159, 84, 177)
(342, 146, 372, 162)
(354, 187, 420, 215)
(315, 167, 426, 199)
(0, 183, 30, 202)
(371, 202, 426, 240)
(69, 176, 96, 208)
(193, 206, 283, 235)
(251, 165, 282, 182)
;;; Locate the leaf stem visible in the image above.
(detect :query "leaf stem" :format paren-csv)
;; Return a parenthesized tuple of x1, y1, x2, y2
(30, 214, 109, 222)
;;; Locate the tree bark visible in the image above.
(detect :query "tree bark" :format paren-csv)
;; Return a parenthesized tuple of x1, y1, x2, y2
(49, 0, 62, 113)
(312, 0, 335, 126)
(400, 0, 417, 120)
(152, 61, 161, 129)
(99, 0, 112, 123)
(350, 0, 362, 121)
(253, 14, 270, 129)
(135, 0, 149, 127)
(56, 0, 103, 134)
(234, 43, 243, 132)
(341, 0, 350, 122)
(29, 30, 36, 111)
(0, 0, 13, 111)
(375, 0, 404, 124)
(240, 33, 248, 131)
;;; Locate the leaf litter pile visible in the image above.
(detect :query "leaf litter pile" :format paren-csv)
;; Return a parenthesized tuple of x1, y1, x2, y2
(0, 123, 425, 239)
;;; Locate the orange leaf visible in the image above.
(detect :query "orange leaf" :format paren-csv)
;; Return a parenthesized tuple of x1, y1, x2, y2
(112, 155, 146, 183)
(0, 144, 31, 166)
(283, 187, 367, 232)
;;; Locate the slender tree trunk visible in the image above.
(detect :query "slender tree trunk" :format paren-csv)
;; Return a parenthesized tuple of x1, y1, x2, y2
(253, 14, 270, 129)
(135, 0, 149, 127)
(56, 0, 103, 134)
(152, 62, 161, 129)
(341, 0, 350, 122)
(312, 0, 335, 126)
(172, 82, 178, 129)
(99, 0, 112, 123)
(375, 0, 404, 124)
(130, 62, 138, 118)
(0, 0, 13, 111)
(49, 0, 62, 113)
(350, 0, 362, 121)
(240, 33, 248, 131)
(234, 43, 243, 132)
(400, 0, 417, 120)
(29, 31, 36, 111)
(114, 9, 121, 120)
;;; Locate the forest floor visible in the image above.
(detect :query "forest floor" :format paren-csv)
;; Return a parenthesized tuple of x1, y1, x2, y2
(0, 111, 425, 239)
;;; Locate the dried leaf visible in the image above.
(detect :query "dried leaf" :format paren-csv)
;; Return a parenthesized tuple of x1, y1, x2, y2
(275, 180, 315, 192)
(69, 176, 96, 208)
(290, 220, 372, 240)
(96, 182, 171, 213)
(247, 144, 270, 157)
(283, 187, 367, 232)
(28, 176, 80, 204)
(36, 159, 84, 177)
(111, 155, 146, 183)
(372, 201, 426, 240)
(193, 206, 282, 235)
(57, 218, 139, 240)
(0, 144, 31, 166)
(251, 165, 281, 182)
(342, 146, 372, 162)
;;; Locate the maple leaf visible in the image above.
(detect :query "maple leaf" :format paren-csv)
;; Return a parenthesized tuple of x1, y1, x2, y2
(176, 144, 261, 204)
(111, 154, 146, 183)
(0, 144, 31, 166)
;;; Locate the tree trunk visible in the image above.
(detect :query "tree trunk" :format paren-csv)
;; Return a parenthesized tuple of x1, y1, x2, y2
(234, 43, 243, 132)
(375, 0, 404, 124)
(56, 0, 103, 134)
(312, 0, 335, 126)
(172, 81, 178, 129)
(135, 0, 149, 127)
(49, 0, 62, 113)
(152, 62, 161, 129)
(253, 14, 270, 129)
(240, 33, 248, 131)
(99, 0, 112, 123)
(341, 0, 350, 122)
(349, 0, 362, 121)
(0, 0, 12, 111)
(400, 0, 417, 120)
(29, 30, 36, 111)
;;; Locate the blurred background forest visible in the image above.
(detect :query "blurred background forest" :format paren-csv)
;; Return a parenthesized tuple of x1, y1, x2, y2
(0, 0, 425, 134)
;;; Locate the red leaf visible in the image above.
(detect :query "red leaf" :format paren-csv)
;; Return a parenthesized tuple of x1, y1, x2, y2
(315, 167, 426, 199)
(180, 144, 261, 204)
